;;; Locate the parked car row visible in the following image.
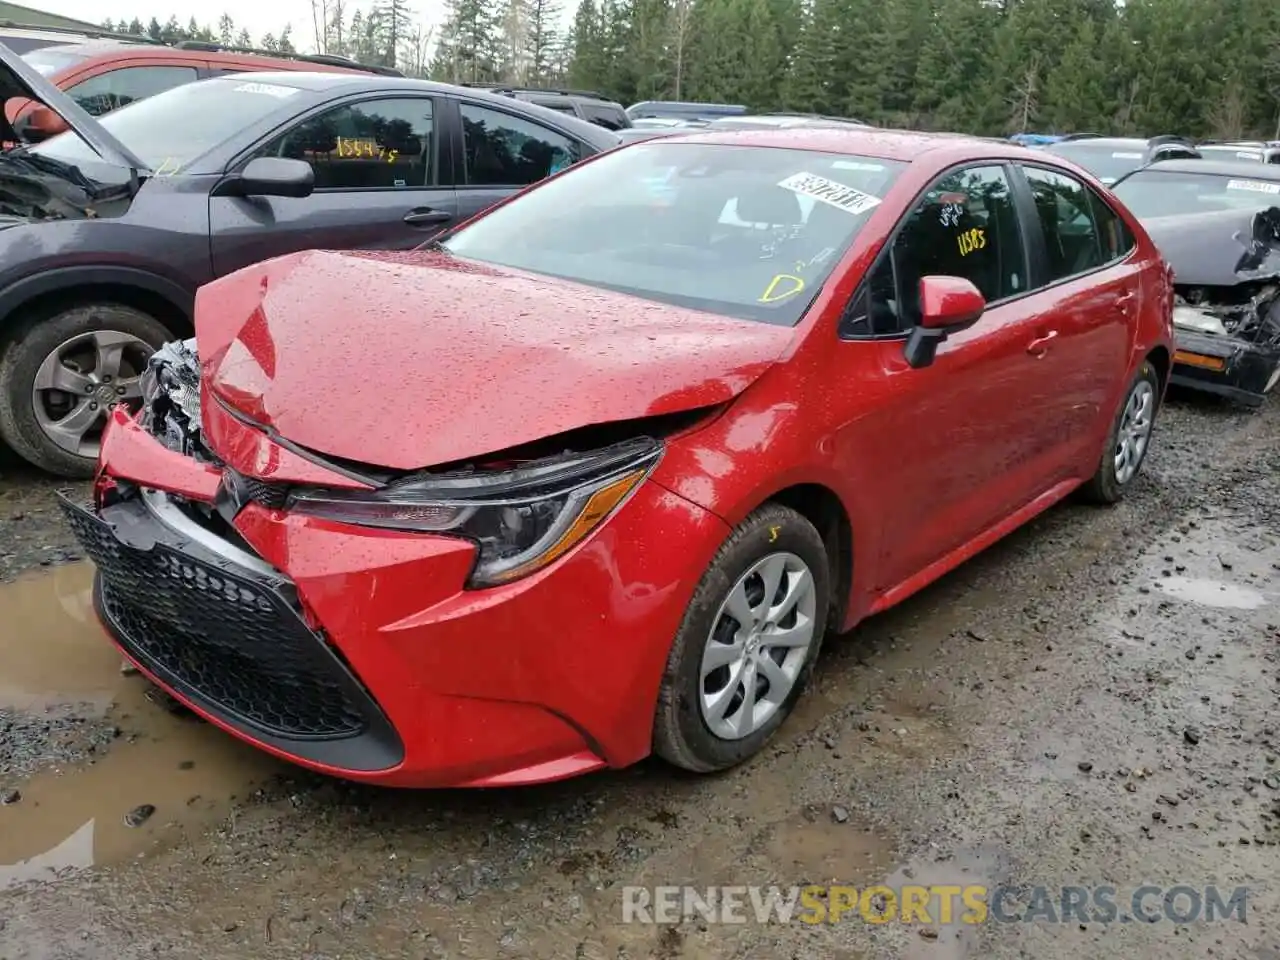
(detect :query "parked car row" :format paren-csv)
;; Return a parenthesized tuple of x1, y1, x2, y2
(0, 42, 620, 476)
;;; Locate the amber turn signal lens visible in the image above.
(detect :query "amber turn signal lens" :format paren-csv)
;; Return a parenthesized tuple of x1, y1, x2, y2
(1174, 350, 1226, 372)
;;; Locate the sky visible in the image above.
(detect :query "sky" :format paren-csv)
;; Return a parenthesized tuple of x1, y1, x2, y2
(35, 0, 448, 52)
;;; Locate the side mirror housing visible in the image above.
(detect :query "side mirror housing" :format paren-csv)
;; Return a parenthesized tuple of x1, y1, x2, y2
(212, 157, 314, 199)
(24, 105, 69, 141)
(904, 275, 987, 369)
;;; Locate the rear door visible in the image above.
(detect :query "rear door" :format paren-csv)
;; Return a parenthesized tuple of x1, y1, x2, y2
(449, 98, 593, 223)
(1012, 163, 1138, 471)
(209, 92, 458, 277)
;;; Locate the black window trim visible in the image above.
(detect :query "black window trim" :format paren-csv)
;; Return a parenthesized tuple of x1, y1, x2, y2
(228, 91, 447, 192)
(1010, 160, 1138, 294)
(839, 159, 1036, 342)
(455, 96, 589, 191)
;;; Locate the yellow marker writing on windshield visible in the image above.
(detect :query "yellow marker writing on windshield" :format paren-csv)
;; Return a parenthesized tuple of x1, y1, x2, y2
(759, 274, 805, 303)
(153, 157, 181, 177)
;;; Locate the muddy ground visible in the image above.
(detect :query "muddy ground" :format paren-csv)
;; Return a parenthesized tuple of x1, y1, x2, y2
(2, 391, 1280, 960)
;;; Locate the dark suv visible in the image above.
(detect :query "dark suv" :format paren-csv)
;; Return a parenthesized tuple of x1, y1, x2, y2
(1043, 134, 1201, 185)
(460, 84, 630, 131)
(0, 49, 619, 477)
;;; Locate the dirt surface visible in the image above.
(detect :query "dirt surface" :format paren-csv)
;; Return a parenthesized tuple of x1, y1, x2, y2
(3, 392, 1280, 960)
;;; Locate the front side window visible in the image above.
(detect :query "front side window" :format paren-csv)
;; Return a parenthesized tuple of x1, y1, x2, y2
(1023, 166, 1109, 281)
(442, 142, 906, 325)
(66, 65, 198, 116)
(852, 164, 1025, 335)
(583, 105, 627, 130)
(251, 98, 436, 190)
(460, 102, 582, 186)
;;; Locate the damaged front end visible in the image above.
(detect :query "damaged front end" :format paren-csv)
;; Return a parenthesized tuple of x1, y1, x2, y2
(127, 337, 717, 590)
(1148, 206, 1280, 406)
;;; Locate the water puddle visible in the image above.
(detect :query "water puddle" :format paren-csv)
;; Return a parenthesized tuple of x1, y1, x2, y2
(0, 562, 286, 890)
(1155, 575, 1268, 610)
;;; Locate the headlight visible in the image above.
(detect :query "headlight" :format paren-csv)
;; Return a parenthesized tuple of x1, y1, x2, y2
(287, 437, 661, 587)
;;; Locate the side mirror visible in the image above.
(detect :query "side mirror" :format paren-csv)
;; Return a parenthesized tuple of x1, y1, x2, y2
(903, 275, 987, 369)
(24, 105, 69, 141)
(212, 157, 314, 199)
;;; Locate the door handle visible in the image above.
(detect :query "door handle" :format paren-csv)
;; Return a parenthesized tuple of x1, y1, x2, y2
(1115, 290, 1137, 314)
(1026, 330, 1058, 357)
(403, 208, 451, 226)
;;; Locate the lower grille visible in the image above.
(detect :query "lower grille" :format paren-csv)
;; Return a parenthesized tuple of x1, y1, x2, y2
(60, 495, 369, 740)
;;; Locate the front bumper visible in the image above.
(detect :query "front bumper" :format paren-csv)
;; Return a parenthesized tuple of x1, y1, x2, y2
(64, 409, 729, 788)
(1170, 327, 1280, 407)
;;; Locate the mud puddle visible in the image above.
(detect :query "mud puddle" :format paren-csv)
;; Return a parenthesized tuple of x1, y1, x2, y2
(0, 563, 286, 890)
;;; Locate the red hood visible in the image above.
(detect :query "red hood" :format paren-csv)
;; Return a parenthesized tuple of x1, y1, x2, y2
(195, 250, 795, 470)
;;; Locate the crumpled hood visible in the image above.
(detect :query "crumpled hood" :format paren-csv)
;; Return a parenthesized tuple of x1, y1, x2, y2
(1142, 206, 1280, 287)
(195, 249, 795, 471)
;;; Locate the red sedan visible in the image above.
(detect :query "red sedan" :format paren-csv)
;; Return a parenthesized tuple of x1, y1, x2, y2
(61, 128, 1175, 787)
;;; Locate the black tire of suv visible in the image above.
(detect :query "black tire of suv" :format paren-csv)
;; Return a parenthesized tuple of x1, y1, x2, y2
(0, 302, 173, 478)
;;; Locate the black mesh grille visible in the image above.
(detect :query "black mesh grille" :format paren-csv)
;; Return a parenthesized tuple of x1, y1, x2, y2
(238, 473, 289, 510)
(61, 497, 370, 740)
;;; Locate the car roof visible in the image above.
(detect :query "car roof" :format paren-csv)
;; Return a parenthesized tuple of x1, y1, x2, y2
(1131, 158, 1280, 178)
(649, 126, 1023, 162)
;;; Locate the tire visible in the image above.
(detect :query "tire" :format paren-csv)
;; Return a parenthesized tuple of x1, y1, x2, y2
(1080, 359, 1160, 505)
(0, 303, 172, 478)
(653, 503, 831, 773)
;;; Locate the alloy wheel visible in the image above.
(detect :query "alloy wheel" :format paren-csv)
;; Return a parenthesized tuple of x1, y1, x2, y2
(699, 551, 818, 740)
(1113, 378, 1154, 485)
(31, 329, 152, 459)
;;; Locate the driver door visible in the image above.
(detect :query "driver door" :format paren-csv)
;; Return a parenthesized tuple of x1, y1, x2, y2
(209, 94, 458, 277)
(843, 164, 1064, 591)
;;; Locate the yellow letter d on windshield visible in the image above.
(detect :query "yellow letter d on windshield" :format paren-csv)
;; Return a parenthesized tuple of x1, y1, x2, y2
(758, 274, 805, 303)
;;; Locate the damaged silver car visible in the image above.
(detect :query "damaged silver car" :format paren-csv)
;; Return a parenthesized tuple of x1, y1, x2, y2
(1113, 161, 1280, 405)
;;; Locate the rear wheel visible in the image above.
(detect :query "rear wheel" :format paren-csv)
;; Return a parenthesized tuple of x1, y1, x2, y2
(1080, 360, 1160, 504)
(653, 504, 830, 772)
(0, 303, 171, 478)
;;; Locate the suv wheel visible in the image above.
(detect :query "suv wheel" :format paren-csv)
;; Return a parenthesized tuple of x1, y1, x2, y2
(0, 303, 172, 478)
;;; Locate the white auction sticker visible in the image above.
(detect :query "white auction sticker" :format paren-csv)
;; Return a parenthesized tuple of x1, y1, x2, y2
(777, 171, 881, 215)
(1111, 152, 1144, 159)
(233, 81, 299, 98)
(1226, 179, 1280, 194)
(1235, 151, 1263, 160)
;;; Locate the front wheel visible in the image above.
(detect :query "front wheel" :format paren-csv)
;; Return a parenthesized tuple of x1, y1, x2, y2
(653, 503, 831, 773)
(1080, 359, 1160, 504)
(0, 303, 172, 478)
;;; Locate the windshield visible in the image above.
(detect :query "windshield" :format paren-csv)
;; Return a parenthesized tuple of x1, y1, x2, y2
(19, 45, 90, 76)
(1113, 169, 1280, 219)
(28, 77, 305, 172)
(18, 45, 90, 76)
(1046, 143, 1147, 184)
(1195, 145, 1266, 162)
(441, 142, 905, 325)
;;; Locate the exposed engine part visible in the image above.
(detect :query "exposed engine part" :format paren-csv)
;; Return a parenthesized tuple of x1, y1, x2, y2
(138, 338, 208, 460)
(1175, 282, 1280, 352)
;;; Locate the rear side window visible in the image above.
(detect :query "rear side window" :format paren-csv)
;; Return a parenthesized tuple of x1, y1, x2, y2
(1022, 166, 1114, 282)
(460, 103, 582, 187)
(66, 65, 199, 116)
(583, 104, 627, 130)
(1087, 189, 1135, 262)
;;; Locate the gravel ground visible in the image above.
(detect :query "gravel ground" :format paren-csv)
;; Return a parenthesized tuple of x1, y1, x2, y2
(2, 390, 1279, 960)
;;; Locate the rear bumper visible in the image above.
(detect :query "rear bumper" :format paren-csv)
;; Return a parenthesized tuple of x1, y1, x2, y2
(1171, 327, 1280, 407)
